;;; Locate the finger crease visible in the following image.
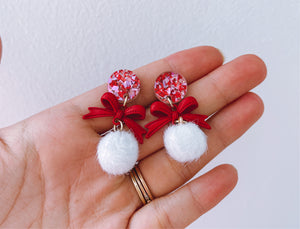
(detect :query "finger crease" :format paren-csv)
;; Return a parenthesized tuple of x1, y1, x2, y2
(209, 76, 230, 105)
(153, 200, 174, 228)
(187, 183, 206, 215)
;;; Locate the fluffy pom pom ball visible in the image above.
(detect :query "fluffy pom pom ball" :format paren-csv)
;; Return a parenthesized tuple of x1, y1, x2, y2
(164, 122, 207, 163)
(97, 130, 138, 175)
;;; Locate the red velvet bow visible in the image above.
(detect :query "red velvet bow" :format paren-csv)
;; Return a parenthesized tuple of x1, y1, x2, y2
(82, 92, 146, 143)
(145, 96, 211, 138)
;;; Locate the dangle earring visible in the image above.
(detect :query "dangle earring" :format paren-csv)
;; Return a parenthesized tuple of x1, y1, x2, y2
(83, 70, 146, 175)
(145, 72, 211, 162)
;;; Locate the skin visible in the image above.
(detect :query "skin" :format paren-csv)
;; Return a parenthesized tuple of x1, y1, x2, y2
(0, 44, 266, 228)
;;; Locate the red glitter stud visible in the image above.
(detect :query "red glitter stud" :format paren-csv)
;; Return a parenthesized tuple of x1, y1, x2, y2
(108, 69, 141, 103)
(154, 72, 187, 104)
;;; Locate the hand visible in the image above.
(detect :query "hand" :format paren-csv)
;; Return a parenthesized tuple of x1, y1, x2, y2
(0, 46, 266, 228)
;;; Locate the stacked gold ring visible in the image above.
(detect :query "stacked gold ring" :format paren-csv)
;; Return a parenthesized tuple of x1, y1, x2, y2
(130, 165, 153, 205)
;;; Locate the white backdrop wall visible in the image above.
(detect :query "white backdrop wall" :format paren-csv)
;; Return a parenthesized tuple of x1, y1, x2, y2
(0, 1, 299, 228)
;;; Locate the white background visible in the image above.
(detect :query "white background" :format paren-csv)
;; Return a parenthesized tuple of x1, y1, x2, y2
(0, 0, 299, 228)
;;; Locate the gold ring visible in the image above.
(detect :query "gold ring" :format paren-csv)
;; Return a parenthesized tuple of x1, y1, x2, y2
(129, 165, 153, 205)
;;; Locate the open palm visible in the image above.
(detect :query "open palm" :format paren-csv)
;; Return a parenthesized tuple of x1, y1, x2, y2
(0, 46, 266, 228)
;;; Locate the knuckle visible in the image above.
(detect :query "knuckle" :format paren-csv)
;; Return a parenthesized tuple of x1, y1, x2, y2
(187, 183, 206, 214)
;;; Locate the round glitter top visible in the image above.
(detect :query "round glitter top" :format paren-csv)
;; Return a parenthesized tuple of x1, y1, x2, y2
(108, 69, 141, 103)
(154, 72, 187, 104)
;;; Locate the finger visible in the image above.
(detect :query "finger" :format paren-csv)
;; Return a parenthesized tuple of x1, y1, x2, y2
(188, 54, 267, 115)
(137, 92, 263, 197)
(129, 164, 238, 228)
(139, 54, 267, 158)
(68, 46, 223, 130)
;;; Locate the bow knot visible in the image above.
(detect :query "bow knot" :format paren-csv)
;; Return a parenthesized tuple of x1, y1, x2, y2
(145, 96, 211, 138)
(171, 110, 179, 123)
(113, 109, 124, 125)
(83, 92, 146, 143)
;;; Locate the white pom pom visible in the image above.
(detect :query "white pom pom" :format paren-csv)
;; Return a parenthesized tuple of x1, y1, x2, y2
(164, 122, 207, 163)
(97, 130, 138, 175)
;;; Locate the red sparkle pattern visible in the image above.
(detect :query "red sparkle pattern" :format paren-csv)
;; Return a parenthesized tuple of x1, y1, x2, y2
(108, 69, 141, 102)
(154, 72, 187, 104)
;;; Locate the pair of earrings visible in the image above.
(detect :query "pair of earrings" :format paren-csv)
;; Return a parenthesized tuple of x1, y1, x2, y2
(83, 69, 211, 175)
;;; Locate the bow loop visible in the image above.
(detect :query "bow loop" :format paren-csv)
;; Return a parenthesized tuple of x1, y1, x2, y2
(150, 101, 173, 118)
(101, 92, 120, 113)
(177, 96, 198, 114)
